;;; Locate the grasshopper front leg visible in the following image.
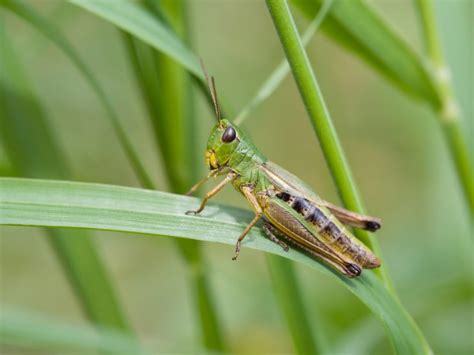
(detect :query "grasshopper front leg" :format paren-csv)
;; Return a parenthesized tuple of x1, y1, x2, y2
(232, 185, 263, 260)
(186, 172, 236, 215)
(186, 168, 223, 196)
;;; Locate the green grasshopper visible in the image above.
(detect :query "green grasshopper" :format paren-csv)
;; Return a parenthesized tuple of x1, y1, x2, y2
(186, 65, 381, 277)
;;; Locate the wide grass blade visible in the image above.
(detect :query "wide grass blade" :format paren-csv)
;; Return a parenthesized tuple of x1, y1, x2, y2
(291, 0, 441, 108)
(1, 177, 432, 354)
(0, 24, 131, 331)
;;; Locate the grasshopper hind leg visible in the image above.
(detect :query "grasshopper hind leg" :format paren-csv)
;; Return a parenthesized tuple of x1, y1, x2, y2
(263, 221, 289, 252)
(263, 221, 361, 277)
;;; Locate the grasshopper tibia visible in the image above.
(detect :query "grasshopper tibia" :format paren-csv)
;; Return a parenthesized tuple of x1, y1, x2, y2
(263, 222, 289, 252)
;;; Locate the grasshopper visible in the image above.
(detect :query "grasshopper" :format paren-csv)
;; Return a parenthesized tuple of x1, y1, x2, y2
(186, 64, 381, 277)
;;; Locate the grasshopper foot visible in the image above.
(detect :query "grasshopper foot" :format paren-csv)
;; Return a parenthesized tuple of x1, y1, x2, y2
(185, 210, 200, 216)
(232, 241, 241, 261)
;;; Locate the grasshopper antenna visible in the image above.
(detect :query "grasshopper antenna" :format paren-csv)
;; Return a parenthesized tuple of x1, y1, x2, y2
(200, 58, 222, 122)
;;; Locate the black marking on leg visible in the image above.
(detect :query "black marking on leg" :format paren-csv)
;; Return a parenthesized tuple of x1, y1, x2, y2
(345, 263, 362, 276)
(232, 241, 241, 261)
(365, 220, 381, 232)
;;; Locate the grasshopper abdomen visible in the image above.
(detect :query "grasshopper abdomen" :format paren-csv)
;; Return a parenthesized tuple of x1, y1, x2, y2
(272, 191, 380, 270)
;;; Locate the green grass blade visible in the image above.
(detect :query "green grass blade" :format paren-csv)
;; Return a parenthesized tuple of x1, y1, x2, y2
(0, 0, 154, 189)
(0, 177, 432, 354)
(0, 24, 130, 331)
(69, 0, 202, 79)
(235, 0, 334, 126)
(0, 307, 144, 354)
(264, 0, 430, 352)
(291, 0, 441, 108)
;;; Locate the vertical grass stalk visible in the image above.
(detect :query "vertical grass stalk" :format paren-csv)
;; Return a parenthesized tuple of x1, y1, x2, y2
(265, 0, 389, 284)
(267, 256, 324, 355)
(265, 1, 433, 353)
(414, 0, 474, 217)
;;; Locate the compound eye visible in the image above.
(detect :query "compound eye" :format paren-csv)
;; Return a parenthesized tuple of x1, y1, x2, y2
(222, 126, 236, 143)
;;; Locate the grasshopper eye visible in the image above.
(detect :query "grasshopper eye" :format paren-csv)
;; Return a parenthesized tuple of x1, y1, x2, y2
(222, 127, 236, 143)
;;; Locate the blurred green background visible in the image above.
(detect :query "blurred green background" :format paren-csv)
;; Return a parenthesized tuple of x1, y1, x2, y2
(0, 0, 472, 354)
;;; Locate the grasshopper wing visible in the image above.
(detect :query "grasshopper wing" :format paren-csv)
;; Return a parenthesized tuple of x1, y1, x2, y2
(261, 161, 381, 232)
(260, 161, 322, 202)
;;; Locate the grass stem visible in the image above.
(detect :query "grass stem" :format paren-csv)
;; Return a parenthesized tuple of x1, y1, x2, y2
(265, 0, 389, 284)
(414, 0, 474, 216)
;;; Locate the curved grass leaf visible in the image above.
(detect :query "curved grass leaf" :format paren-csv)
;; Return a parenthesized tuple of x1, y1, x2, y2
(290, 0, 442, 109)
(0, 0, 154, 189)
(0, 24, 131, 332)
(69, 0, 202, 79)
(1, 178, 431, 354)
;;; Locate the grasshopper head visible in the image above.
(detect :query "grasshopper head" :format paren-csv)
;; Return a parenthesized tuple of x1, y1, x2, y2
(199, 60, 260, 171)
(206, 119, 242, 170)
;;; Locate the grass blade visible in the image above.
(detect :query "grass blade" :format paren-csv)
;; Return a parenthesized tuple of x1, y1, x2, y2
(0, 0, 154, 189)
(69, 0, 201, 78)
(291, 0, 441, 108)
(265, 0, 385, 278)
(264, 0, 430, 352)
(266, 256, 323, 355)
(0, 23, 131, 331)
(1, 177, 432, 354)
